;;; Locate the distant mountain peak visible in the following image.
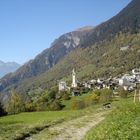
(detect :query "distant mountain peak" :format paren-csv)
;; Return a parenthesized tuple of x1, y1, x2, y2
(0, 60, 20, 78)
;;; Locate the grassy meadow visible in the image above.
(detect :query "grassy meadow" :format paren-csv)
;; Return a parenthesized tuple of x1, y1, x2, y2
(0, 110, 85, 140)
(0, 92, 101, 140)
(84, 98, 140, 140)
(62, 93, 92, 110)
(0, 92, 140, 140)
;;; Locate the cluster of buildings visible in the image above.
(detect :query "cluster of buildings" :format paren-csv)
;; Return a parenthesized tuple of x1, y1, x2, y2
(59, 69, 140, 96)
(118, 69, 140, 90)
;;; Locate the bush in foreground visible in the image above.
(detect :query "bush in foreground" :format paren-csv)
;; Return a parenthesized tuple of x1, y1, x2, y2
(71, 100, 85, 110)
(99, 89, 113, 103)
(118, 87, 128, 98)
(48, 100, 63, 111)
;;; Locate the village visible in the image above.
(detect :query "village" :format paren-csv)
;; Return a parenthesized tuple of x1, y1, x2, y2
(59, 69, 140, 96)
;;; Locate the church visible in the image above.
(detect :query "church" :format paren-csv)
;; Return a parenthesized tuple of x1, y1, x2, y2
(71, 69, 77, 88)
(59, 69, 77, 92)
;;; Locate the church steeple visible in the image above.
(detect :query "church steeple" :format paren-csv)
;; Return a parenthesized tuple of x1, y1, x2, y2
(71, 69, 77, 88)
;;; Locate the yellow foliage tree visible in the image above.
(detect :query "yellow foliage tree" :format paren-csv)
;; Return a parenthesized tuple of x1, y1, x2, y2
(6, 90, 25, 114)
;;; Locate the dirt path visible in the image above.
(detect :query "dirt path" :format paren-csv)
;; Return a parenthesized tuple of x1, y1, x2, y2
(27, 111, 107, 140)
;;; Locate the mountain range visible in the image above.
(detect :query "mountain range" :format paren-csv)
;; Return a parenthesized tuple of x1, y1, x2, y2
(0, 60, 20, 78)
(0, 0, 140, 103)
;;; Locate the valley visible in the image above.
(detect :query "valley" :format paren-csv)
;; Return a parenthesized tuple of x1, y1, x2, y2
(0, 0, 140, 140)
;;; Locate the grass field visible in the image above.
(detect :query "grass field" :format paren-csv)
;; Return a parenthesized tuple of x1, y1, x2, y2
(0, 93, 99, 140)
(84, 98, 140, 140)
(0, 92, 101, 140)
(62, 93, 92, 110)
(0, 110, 85, 140)
(1, 93, 139, 140)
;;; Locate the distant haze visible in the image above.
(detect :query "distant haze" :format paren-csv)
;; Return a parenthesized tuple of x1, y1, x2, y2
(0, 60, 20, 78)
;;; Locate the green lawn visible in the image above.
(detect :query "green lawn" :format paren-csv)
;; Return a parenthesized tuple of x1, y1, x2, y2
(0, 93, 98, 140)
(84, 98, 140, 140)
(0, 110, 84, 140)
(62, 93, 91, 110)
(1, 93, 139, 140)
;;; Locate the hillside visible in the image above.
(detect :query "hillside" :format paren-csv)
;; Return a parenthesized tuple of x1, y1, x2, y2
(0, 0, 140, 102)
(81, 0, 140, 47)
(12, 33, 140, 95)
(0, 61, 20, 78)
(0, 28, 93, 92)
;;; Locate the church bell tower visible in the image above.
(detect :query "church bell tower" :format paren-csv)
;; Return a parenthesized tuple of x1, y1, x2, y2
(71, 69, 77, 88)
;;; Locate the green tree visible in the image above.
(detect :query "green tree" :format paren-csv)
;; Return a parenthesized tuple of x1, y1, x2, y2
(59, 91, 71, 100)
(48, 100, 63, 111)
(0, 102, 7, 116)
(39, 91, 49, 102)
(6, 90, 25, 115)
(25, 102, 36, 112)
(85, 94, 100, 107)
(48, 90, 56, 101)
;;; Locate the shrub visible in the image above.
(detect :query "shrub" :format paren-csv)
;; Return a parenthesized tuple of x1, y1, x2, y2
(62, 93, 71, 100)
(48, 90, 56, 101)
(71, 100, 85, 110)
(48, 100, 63, 111)
(85, 94, 100, 107)
(99, 89, 113, 103)
(118, 87, 128, 98)
(25, 103, 36, 112)
(27, 88, 44, 103)
(93, 89, 102, 96)
(59, 91, 71, 100)
(35, 102, 47, 111)
(40, 91, 49, 102)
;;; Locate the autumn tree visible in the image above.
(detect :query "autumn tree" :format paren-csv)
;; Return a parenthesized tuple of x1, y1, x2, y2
(6, 90, 25, 114)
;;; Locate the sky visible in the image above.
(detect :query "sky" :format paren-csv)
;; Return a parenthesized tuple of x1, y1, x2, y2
(0, 0, 131, 64)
